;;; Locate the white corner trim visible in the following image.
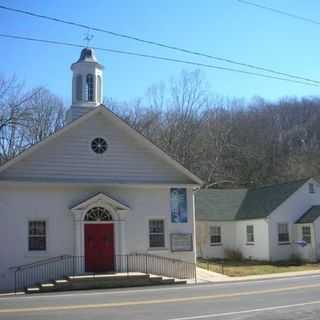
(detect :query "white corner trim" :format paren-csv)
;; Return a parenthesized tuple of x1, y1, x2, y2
(268, 178, 314, 221)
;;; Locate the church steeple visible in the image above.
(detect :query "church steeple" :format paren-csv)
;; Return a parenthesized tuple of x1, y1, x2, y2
(66, 48, 104, 122)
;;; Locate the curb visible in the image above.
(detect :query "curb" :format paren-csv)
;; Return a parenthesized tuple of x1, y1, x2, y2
(196, 269, 320, 285)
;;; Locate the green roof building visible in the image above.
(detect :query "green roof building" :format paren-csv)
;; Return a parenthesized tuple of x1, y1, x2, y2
(195, 178, 320, 262)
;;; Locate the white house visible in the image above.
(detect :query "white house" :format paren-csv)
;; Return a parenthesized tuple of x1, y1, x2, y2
(196, 178, 320, 262)
(0, 48, 202, 291)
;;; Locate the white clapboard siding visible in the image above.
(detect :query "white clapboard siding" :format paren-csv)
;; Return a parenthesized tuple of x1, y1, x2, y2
(0, 112, 192, 183)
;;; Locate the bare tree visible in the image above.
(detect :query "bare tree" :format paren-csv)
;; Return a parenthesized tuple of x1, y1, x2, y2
(0, 75, 65, 164)
(103, 71, 320, 187)
(151, 70, 209, 171)
(22, 87, 65, 145)
(0, 75, 33, 163)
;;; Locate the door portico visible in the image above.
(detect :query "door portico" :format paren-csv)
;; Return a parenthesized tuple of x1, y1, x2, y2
(70, 193, 130, 269)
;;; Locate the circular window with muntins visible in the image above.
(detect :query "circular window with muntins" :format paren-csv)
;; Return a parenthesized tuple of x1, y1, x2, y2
(91, 137, 108, 154)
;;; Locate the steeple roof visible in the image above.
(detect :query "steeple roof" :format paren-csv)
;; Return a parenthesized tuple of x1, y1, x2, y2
(77, 48, 97, 63)
(71, 47, 103, 70)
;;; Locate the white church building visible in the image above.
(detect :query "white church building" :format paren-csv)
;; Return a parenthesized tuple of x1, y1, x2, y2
(0, 48, 202, 291)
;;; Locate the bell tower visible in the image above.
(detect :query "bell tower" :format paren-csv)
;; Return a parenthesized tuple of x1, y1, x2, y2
(66, 48, 104, 122)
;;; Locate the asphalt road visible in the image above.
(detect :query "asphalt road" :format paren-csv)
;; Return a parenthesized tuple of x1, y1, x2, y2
(1, 274, 320, 319)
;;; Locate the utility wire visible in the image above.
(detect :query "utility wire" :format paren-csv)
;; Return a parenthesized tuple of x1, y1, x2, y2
(237, 0, 320, 26)
(0, 4, 319, 85)
(0, 33, 318, 87)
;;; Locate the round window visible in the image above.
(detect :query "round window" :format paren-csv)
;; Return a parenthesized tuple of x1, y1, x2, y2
(91, 137, 108, 154)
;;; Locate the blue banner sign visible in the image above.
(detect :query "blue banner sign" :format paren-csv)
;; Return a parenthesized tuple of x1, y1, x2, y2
(170, 188, 187, 223)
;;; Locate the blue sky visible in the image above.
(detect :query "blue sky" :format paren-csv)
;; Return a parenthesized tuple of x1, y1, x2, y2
(0, 0, 320, 105)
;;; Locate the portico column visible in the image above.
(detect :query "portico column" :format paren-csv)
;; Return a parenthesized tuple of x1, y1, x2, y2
(73, 211, 83, 257)
(119, 221, 126, 255)
(118, 212, 128, 255)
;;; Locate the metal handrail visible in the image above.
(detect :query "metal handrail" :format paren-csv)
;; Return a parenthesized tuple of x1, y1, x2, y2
(12, 253, 196, 292)
(10, 255, 72, 271)
(135, 252, 195, 266)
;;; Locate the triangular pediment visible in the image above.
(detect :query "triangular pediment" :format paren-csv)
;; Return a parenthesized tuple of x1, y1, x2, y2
(0, 105, 202, 185)
(71, 193, 130, 212)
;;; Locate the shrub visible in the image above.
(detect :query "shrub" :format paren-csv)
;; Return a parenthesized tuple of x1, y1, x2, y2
(274, 254, 304, 266)
(224, 248, 243, 261)
(288, 253, 304, 266)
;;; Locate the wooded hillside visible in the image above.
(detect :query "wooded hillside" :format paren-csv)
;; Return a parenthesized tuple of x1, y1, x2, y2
(2, 71, 320, 188)
(109, 70, 320, 187)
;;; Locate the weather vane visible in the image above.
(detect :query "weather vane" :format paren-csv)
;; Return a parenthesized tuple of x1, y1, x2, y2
(84, 29, 94, 47)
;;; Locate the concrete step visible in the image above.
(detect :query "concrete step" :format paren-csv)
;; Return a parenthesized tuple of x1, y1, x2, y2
(66, 273, 150, 282)
(149, 276, 163, 281)
(40, 283, 55, 288)
(54, 279, 69, 284)
(26, 287, 40, 294)
(174, 279, 187, 285)
(150, 276, 173, 284)
(26, 273, 186, 294)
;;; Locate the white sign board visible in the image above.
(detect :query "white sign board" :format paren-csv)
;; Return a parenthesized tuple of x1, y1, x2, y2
(170, 233, 193, 252)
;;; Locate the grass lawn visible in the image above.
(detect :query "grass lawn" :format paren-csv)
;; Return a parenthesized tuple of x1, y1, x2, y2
(197, 258, 320, 277)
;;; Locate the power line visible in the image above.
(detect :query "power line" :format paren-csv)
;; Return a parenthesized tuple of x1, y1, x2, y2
(0, 4, 319, 85)
(237, 0, 320, 26)
(0, 33, 318, 87)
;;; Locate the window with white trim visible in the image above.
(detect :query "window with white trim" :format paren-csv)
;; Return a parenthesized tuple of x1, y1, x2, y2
(278, 223, 289, 243)
(210, 226, 221, 245)
(246, 225, 254, 243)
(149, 220, 165, 248)
(86, 74, 94, 101)
(97, 75, 102, 103)
(302, 226, 311, 244)
(76, 74, 82, 101)
(309, 183, 315, 194)
(28, 221, 46, 251)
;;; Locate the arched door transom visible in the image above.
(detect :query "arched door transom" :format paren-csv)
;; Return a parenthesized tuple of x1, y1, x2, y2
(84, 207, 113, 221)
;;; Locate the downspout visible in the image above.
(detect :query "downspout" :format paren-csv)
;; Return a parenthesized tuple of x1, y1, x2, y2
(193, 186, 201, 263)
(265, 216, 272, 261)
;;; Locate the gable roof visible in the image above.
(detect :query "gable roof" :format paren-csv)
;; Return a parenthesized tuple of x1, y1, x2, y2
(236, 179, 309, 220)
(0, 105, 203, 185)
(296, 206, 320, 224)
(195, 178, 309, 221)
(195, 189, 247, 221)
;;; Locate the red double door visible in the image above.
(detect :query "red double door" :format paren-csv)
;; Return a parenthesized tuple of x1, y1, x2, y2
(84, 224, 114, 273)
